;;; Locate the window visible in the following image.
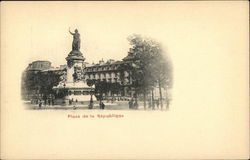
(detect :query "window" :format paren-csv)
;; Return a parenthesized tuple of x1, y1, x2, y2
(74, 91, 81, 95)
(82, 91, 87, 95)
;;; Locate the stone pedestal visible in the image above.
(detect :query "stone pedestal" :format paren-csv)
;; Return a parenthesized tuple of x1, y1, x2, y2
(53, 49, 96, 105)
(66, 50, 85, 83)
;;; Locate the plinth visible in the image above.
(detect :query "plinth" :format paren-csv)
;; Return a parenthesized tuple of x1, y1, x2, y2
(53, 49, 96, 105)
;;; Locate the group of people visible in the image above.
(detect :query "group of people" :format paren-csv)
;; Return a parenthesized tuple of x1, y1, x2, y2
(128, 98, 171, 110)
(128, 99, 138, 109)
(32, 97, 170, 110)
(148, 98, 171, 110)
(69, 98, 78, 105)
(31, 99, 54, 108)
(99, 102, 105, 109)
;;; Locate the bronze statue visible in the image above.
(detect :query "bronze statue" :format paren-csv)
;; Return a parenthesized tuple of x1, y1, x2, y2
(69, 28, 81, 51)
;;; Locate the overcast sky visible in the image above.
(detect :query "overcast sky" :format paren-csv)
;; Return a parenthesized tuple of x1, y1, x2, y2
(2, 1, 248, 69)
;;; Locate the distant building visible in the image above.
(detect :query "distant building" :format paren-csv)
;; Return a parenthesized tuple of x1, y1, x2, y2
(25, 60, 52, 71)
(84, 59, 124, 84)
(82, 50, 141, 98)
(21, 60, 64, 101)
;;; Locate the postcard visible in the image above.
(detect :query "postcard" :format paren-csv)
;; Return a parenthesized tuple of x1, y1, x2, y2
(1, 1, 249, 159)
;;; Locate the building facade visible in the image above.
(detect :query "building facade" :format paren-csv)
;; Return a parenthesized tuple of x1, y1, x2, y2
(84, 59, 129, 84)
(22, 50, 168, 103)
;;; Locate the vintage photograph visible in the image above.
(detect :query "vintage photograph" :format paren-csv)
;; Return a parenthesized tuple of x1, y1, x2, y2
(1, 1, 249, 159)
(21, 28, 173, 110)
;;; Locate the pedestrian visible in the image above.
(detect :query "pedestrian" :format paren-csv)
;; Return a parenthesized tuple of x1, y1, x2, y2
(128, 100, 132, 109)
(134, 101, 138, 109)
(88, 102, 93, 109)
(99, 102, 102, 109)
(101, 102, 105, 109)
(38, 99, 42, 109)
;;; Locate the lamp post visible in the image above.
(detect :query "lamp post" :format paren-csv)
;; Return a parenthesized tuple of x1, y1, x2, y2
(87, 80, 94, 109)
(89, 85, 94, 109)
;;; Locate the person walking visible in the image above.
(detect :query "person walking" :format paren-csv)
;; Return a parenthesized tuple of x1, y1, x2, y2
(134, 101, 138, 109)
(48, 99, 51, 106)
(38, 99, 42, 109)
(99, 102, 102, 109)
(101, 102, 105, 109)
(128, 100, 132, 109)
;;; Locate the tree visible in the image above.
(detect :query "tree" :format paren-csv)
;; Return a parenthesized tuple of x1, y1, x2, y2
(37, 70, 64, 101)
(124, 34, 173, 110)
(21, 69, 65, 101)
(94, 80, 109, 108)
(21, 70, 41, 100)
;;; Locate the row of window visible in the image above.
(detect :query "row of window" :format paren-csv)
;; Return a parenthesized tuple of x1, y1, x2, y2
(85, 65, 119, 72)
(85, 72, 119, 79)
(87, 77, 120, 83)
(68, 91, 94, 95)
(85, 71, 130, 79)
(84, 77, 131, 85)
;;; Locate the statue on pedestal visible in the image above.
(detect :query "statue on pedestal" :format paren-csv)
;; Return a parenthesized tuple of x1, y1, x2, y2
(69, 28, 81, 51)
(52, 28, 94, 105)
(67, 28, 84, 61)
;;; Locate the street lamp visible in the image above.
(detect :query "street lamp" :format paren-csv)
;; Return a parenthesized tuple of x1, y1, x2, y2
(89, 86, 94, 109)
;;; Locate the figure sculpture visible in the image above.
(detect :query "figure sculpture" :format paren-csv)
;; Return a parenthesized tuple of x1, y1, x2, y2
(69, 28, 81, 51)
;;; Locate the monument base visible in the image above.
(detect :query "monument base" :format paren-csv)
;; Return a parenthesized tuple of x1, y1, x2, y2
(53, 81, 96, 106)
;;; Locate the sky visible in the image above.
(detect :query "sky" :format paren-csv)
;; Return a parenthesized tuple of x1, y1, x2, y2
(2, 1, 188, 67)
(2, 1, 248, 69)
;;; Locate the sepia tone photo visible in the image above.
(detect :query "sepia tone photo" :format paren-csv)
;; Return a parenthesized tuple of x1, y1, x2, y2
(21, 28, 173, 111)
(1, 1, 249, 159)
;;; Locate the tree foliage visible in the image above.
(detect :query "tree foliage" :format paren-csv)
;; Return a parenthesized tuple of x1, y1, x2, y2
(22, 70, 64, 100)
(123, 34, 173, 94)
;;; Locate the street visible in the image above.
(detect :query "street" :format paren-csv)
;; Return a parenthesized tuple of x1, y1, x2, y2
(24, 100, 169, 111)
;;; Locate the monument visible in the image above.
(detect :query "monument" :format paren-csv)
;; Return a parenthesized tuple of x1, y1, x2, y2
(53, 29, 95, 105)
